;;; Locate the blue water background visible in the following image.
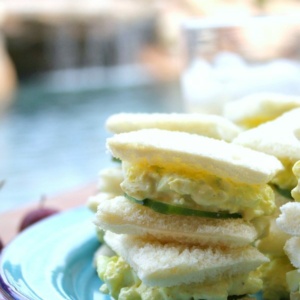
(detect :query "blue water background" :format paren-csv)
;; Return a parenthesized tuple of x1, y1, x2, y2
(0, 78, 183, 212)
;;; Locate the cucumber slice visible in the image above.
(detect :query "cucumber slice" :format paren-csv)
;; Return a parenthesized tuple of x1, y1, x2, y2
(111, 157, 121, 163)
(125, 194, 242, 219)
(227, 295, 247, 300)
(272, 184, 293, 200)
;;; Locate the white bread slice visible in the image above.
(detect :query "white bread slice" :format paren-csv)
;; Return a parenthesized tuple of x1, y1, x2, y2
(87, 193, 115, 212)
(276, 202, 300, 236)
(105, 113, 241, 142)
(233, 108, 300, 162)
(104, 231, 269, 287)
(284, 237, 300, 269)
(95, 196, 258, 248)
(223, 93, 300, 128)
(88, 167, 124, 212)
(97, 167, 123, 195)
(107, 129, 283, 185)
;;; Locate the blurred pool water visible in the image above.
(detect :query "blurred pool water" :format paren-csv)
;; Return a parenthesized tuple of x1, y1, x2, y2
(0, 78, 183, 212)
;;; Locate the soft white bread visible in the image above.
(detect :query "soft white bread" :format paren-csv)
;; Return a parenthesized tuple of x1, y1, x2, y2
(284, 237, 300, 269)
(97, 167, 123, 195)
(105, 113, 241, 142)
(104, 231, 269, 287)
(276, 202, 300, 236)
(88, 193, 115, 213)
(223, 93, 300, 128)
(87, 167, 124, 212)
(95, 196, 258, 248)
(107, 129, 283, 185)
(233, 108, 300, 162)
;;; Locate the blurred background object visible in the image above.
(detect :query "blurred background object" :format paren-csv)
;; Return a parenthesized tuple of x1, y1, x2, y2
(181, 15, 300, 113)
(2, 0, 161, 90)
(0, 0, 300, 212)
(2, 0, 300, 86)
(0, 1, 17, 114)
(0, 33, 16, 112)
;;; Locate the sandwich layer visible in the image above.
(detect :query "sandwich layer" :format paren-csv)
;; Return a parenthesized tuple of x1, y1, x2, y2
(121, 161, 275, 220)
(97, 254, 262, 300)
(107, 129, 283, 185)
(232, 107, 300, 161)
(223, 93, 300, 128)
(95, 195, 258, 247)
(233, 108, 300, 189)
(104, 231, 269, 288)
(105, 112, 241, 141)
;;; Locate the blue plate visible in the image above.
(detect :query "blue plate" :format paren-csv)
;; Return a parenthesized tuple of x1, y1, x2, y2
(0, 206, 108, 300)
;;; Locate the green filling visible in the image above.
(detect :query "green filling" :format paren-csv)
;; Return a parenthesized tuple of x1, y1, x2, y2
(112, 157, 121, 163)
(272, 184, 293, 200)
(125, 194, 242, 219)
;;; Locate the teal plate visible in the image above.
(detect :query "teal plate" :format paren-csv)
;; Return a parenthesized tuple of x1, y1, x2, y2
(0, 206, 263, 300)
(0, 206, 108, 300)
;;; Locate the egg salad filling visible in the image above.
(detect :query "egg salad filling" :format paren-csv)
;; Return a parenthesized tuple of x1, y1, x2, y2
(238, 115, 277, 129)
(272, 159, 298, 191)
(258, 256, 295, 300)
(96, 254, 262, 300)
(291, 160, 300, 201)
(121, 162, 275, 221)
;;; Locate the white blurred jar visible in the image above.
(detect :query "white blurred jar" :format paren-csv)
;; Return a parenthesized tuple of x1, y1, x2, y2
(180, 15, 300, 114)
